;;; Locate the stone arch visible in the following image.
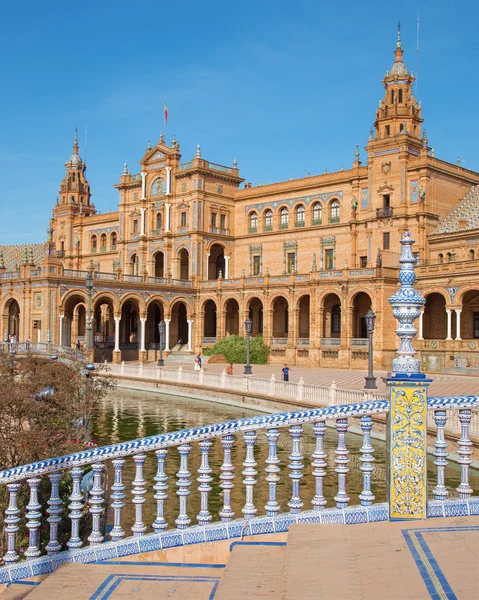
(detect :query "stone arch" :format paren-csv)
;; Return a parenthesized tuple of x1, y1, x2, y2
(423, 292, 447, 340)
(297, 294, 310, 339)
(246, 296, 264, 336)
(152, 250, 165, 278)
(224, 297, 240, 336)
(129, 253, 140, 275)
(248, 210, 258, 232)
(351, 291, 372, 338)
(321, 292, 342, 339)
(329, 197, 341, 223)
(2, 297, 21, 341)
(202, 299, 217, 339)
(177, 248, 189, 280)
(62, 292, 88, 347)
(170, 300, 189, 348)
(278, 205, 289, 228)
(294, 203, 306, 227)
(272, 295, 289, 338)
(92, 294, 117, 348)
(146, 299, 165, 348)
(458, 289, 479, 340)
(262, 207, 274, 230)
(208, 243, 226, 280)
(100, 232, 107, 251)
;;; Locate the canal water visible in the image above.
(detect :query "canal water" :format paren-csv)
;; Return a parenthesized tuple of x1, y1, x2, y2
(90, 388, 478, 532)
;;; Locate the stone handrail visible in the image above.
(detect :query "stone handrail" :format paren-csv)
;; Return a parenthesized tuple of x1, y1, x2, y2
(0, 342, 86, 362)
(0, 395, 477, 579)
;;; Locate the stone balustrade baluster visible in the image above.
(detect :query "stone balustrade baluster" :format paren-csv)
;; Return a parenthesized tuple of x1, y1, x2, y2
(456, 408, 473, 499)
(67, 467, 84, 549)
(219, 435, 235, 522)
(110, 458, 126, 541)
(46, 472, 63, 554)
(265, 428, 281, 517)
(288, 424, 304, 514)
(87, 463, 105, 545)
(131, 454, 147, 537)
(433, 410, 448, 501)
(25, 477, 42, 559)
(197, 440, 213, 525)
(311, 421, 327, 510)
(176, 444, 192, 529)
(334, 418, 350, 509)
(242, 431, 258, 520)
(359, 416, 375, 506)
(153, 449, 168, 532)
(3, 483, 21, 563)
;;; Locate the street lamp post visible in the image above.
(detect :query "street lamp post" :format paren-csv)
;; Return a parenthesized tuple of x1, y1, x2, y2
(244, 317, 253, 375)
(85, 270, 94, 351)
(364, 308, 377, 390)
(157, 320, 165, 367)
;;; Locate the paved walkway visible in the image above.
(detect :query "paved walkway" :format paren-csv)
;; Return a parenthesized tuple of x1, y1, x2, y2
(135, 361, 479, 398)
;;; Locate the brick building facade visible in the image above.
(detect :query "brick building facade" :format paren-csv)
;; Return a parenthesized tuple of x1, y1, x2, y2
(2, 29, 479, 373)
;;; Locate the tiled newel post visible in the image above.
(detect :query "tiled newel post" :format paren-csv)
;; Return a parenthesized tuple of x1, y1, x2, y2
(387, 231, 430, 520)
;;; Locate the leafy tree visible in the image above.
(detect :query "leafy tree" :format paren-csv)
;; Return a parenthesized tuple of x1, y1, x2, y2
(0, 354, 114, 558)
(204, 334, 270, 364)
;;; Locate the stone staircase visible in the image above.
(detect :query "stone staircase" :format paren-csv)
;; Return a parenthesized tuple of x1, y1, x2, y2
(5, 516, 477, 599)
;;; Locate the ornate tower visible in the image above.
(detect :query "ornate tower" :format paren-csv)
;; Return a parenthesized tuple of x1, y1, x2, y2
(373, 23, 423, 143)
(52, 131, 94, 261)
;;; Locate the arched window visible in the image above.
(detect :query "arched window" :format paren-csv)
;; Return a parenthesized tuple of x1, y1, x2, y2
(100, 233, 107, 251)
(264, 209, 273, 230)
(91, 235, 97, 253)
(110, 232, 117, 250)
(330, 199, 340, 223)
(280, 207, 289, 228)
(295, 205, 305, 226)
(399, 89, 403, 103)
(156, 212, 162, 230)
(469, 249, 475, 260)
(446, 252, 452, 263)
(249, 211, 258, 232)
(438, 253, 444, 264)
(312, 202, 322, 224)
(150, 178, 166, 196)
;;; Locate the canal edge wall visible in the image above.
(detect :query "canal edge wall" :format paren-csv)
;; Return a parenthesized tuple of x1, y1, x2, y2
(112, 375, 479, 468)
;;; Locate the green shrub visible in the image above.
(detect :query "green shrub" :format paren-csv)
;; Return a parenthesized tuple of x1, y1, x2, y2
(204, 334, 270, 364)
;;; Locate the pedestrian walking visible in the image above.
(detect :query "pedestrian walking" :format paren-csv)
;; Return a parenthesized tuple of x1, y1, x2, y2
(194, 355, 202, 371)
(226, 363, 233, 375)
(281, 364, 290, 382)
(25, 337, 30, 351)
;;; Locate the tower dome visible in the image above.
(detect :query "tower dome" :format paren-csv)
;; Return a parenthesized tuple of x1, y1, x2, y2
(65, 129, 84, 169)
(387, 23, 409, 78)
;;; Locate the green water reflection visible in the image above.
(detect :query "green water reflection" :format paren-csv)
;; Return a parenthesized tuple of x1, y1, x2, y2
(90, 388, 478, 532)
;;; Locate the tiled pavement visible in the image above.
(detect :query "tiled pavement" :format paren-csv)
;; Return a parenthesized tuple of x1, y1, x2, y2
(139, 360, 479, 398)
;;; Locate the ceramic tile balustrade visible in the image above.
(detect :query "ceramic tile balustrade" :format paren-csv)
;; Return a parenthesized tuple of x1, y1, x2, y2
(0, 395, 477, 584)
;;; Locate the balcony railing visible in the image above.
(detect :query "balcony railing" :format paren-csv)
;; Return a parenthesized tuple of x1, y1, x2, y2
(321, 337, 341, 346)
(376, 206, 393, 218)
(271, 337, 288, 345)
(94, 271, 116, 281)
(351, 338, 368, 347)
(123, 273, 143, 283)
(0, 272, 19, 280)
(171, 279, 192, 287)
(248, 227, 257, 234)
(297, 338, 310, 346)
(209, 227, 230, 235)
(63, 269, 89, 278)
(312, 218, 322, 225)
(202, 337, 217, 344)
(148, 276, 168, 285)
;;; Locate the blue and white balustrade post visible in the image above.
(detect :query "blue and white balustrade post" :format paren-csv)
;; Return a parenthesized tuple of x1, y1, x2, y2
(242, 431, 258, 520)
(131, 454, 147, 537)
(153, 449, 168, 532)
(433, 410, 448, 501)
(87, 463, 105, 545)
(176, 444, 192, 529)
(25, 477, 42, 559)
(197, 440, 213, 525)
(387, 231, 430, 520)
(311, 421, 327, 510)
(219, 435, 235, 522)
(265, 429, 281, 517)
(456, 409, 473, 499)
(288, 424, 304, 514)
(67, 467, 84, 548)
(4, 483, 21, 563)
(46, 472, 63, 554)
(359, 416, 375, 506)
(110, 458, 126, 541)
(334, 418, 350, 509)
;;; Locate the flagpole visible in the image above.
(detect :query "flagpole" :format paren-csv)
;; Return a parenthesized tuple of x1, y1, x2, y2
(164, 97, 168, 141)
(416, 15, 420, 97)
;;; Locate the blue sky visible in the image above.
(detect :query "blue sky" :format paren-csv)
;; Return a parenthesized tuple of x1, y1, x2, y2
(1, 0, 478, 244)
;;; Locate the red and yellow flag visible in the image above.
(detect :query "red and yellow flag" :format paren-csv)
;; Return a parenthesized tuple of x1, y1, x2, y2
(164, 99, 168, 125)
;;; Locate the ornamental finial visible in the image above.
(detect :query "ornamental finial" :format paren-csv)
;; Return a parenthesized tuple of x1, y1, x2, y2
(195, 144, 201, 158)
(397, 21, 402, 49)
(388, 231, 425, 374)
(123, 163, 128, 175)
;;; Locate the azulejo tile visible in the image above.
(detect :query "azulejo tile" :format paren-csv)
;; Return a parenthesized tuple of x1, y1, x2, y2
(225, 521, 244, 538)
(427, 501, 445, 518)
(204, 523, 229, 542)
(272, 514, 296, 533)
(138, 535, 162, 553)
(367, 503, 388, 522)
(344, 506, 369, 525)
(296, 511, 322, 524)
(116, 539, 139, 557)
(320, 509, 345, 525)
(468, 498, 479, 515)
(247, 518, 275, 536)
(0, 570, 12, 584)
(30, 557, 54, 576)
(160, 531, 183, 549)
(183, 527, 207, 545)
(7, 564, 31, 581)
(443, 500, 468, 517)
(95, 544, 119, 560)
(72, 549, 97, 564)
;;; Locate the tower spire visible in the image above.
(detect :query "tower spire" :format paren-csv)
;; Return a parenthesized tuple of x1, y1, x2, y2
(396, 21, 401, 49)
(73, 128, 79, 154)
